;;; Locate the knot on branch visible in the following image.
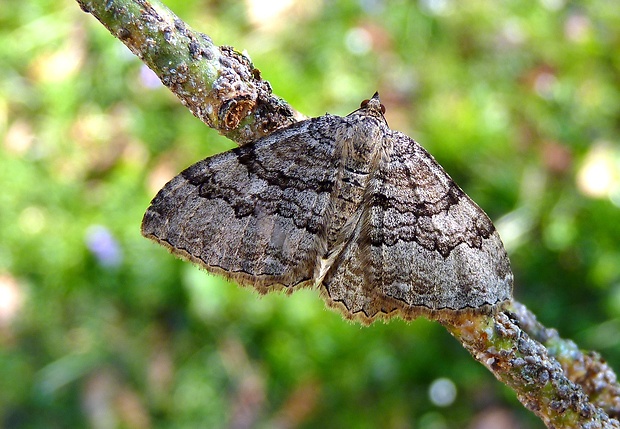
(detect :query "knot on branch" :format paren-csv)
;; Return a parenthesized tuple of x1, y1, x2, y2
(212, 46, 296, 141)
(218, 95, 255, 130)
(213, 47, 265, 130)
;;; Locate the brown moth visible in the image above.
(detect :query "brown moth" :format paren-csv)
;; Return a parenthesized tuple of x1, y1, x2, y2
(142, 93, 513, 323)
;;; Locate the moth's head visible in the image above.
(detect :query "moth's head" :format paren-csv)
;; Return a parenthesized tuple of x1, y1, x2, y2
(349, 92, 387, 123)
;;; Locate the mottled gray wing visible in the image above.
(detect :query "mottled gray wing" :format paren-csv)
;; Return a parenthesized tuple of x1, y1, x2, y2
(142, 116, 342, 291)
(322, 130, 513, 322)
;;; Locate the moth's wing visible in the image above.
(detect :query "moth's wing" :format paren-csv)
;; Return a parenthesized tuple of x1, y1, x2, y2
(322, 130, 513, 322)
(141, 116, 342, 291)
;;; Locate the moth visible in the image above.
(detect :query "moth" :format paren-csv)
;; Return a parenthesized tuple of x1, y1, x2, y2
(142, 93, 513, 323)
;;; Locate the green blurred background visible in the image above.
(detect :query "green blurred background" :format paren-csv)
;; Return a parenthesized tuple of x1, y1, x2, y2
(1, 0, 619, 428)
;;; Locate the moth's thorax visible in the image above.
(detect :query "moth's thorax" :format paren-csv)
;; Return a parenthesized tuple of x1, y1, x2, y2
(337, 114, 384, 166)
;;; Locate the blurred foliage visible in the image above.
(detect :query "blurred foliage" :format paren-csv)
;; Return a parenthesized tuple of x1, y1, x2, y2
(1, 0, 619, 428)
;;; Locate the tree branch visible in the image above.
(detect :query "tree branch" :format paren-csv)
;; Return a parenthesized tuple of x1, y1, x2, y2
(76, 0, 300, 146)
(443, 304, 620, 428)
(76, 1, 620, 427)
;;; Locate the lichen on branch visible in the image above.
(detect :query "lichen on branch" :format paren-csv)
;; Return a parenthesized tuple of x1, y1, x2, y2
(77, 0, 299, 145)
(444, 306, 620, 428)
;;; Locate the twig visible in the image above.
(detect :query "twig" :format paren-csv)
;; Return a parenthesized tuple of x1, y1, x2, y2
(443, 304, 620, 428)
(76, 0, 300, 145)
(76, 1, 620, 427)
(513, 302, 620, 418)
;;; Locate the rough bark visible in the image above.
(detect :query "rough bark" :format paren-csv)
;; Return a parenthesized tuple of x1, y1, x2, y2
(77, 0, 301, 145)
